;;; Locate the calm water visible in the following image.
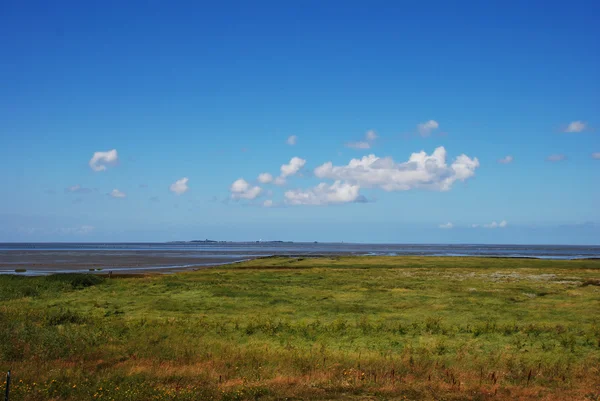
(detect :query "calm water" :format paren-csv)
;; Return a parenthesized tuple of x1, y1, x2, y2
(1, 242, 599, 275)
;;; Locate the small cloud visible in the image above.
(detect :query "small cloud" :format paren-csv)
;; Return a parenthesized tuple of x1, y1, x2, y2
(365, 130, 378, 141)
(498, 155, 514, 164)
(258, 173, 274, 184)
(109, 189, 126, 198)
(287, 135, 297, 146)
(563, 120, 586, 133)
(58, 225, 95, 235)
(417, 120, 439, 137)
(170, 177, 189, 195)
(547, 154, 566, 162)
(77, 225, 95, 234)
(478, 220, 508, 229)
(149, 196, 160, 202)
(592, 152, 600, 160)
(263, 199, 273, 207)
(280, 157, 306, 177)
(346, 130, 378, 149)
(65, 184, 93, 194)
(439, 222, 453, 229)
(230, 178, 262, 200)
(89, 149, 118, 172)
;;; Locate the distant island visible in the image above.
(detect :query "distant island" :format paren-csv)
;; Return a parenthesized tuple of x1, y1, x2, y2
(168, 239, 294, 244)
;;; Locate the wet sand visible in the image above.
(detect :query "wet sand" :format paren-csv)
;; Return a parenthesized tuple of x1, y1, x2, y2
(0, 250, 251, 275)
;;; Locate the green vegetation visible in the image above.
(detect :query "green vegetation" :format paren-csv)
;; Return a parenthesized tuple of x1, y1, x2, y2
(1, 256, 599, 400)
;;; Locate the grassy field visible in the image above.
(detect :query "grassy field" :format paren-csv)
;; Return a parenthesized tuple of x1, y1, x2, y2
(1, 256, 599, 400)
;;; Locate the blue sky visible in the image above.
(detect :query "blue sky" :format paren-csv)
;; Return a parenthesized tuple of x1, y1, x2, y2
(1, 1, 598, 243)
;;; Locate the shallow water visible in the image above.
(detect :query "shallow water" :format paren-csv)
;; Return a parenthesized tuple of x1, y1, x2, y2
(1, 242, 598, 275)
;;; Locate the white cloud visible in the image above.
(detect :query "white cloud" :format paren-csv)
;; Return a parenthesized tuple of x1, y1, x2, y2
(498, 155, 514, 164)
(258, 173, 274, 184)
(365, 130, 378, 141)
(230, 178, 262, 200)
(287, 135, 297, 145)
(345, 141, 371, 149)
(417, 120, 439, 137)
(89, 149, 118, 172)
(547, 154, 566, 162)
(564, 121, 586, 133)
(284, 180, 360, 206)
(592, 152, 600, 160)
(273, 176, 286, 186)
(170, 177, 189, 195)
(109, 189, 126, 198)
(263, 199, 273, 207)
(477, 220, 508, 229)
(439, 222, 453, 229)
(280, 157, 306, 177)
(314, 147, 479, 192)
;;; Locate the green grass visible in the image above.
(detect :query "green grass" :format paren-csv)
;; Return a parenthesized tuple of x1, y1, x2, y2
(1, 256, 599, 400)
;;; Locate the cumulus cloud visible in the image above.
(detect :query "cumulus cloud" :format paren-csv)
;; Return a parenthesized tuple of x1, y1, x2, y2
(170, 177, 189, 195)
(263, 199, 273, 207)
(346, 141, 371, 149)
(109, 189, 126, 198)
(592, 152, 600, 160)
(287, 135, 297, 145)
(314, 147, 479, 192)
(280, 157, 306, 177)
(65, 184, 93, 194)
(439, 222, 453, 229)
(498, 155, 514, 164)
(417, 120, 439, 137)
(547, 154, 566, 162)
(257, 173, 274, 184)
(365, 130, 378, 141)
(564, 121, 586, 133)
(89, 149, 118, 172)
(284, 181, 360, 205)
(230, 178, 262, 200)
(254, 157, 306, 188)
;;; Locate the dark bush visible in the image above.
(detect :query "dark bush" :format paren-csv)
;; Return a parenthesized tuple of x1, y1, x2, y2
(44, 273, 105, 289)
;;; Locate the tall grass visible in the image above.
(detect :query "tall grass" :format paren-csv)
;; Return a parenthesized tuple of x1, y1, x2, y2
(1, 257, 599, 400)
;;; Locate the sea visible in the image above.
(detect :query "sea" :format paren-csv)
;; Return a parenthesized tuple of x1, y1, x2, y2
(1, 242, 599, 275)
